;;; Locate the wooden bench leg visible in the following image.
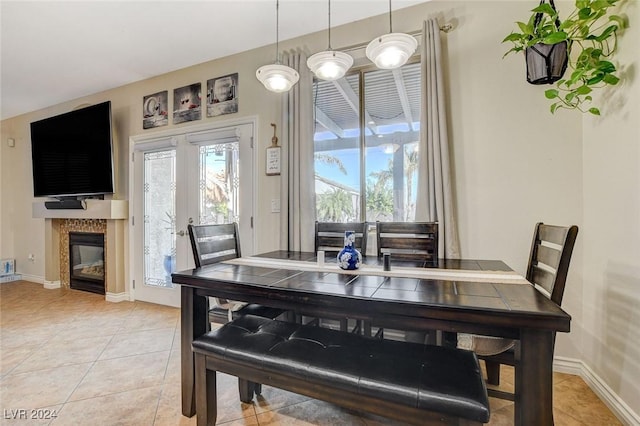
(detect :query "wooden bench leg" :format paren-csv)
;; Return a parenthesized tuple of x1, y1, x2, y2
(238, 378, 254, 403)
(195, 353, 217, 426)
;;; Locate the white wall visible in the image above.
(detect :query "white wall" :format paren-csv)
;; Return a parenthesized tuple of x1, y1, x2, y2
(441, 1, 584, 360)
(1, 0, 638, 420)
(581, 0, 640, 414)
(0, 117, 29, 267)
(0, 121, 4, 258)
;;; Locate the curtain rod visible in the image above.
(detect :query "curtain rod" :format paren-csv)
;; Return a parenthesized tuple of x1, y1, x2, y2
(338, 23, 453, 53)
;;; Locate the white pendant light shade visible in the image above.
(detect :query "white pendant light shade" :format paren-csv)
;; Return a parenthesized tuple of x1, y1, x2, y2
(256, 64, 300, 93)
(307, 50, 353, 81)
(366, 32, 417, 69)
(307, 0, 353, 81)
(256, 0, 299, 93)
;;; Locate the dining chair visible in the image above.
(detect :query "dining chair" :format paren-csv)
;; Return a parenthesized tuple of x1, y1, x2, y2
(187, 223, 285, 325)
(376, 221, 439, 266)
(312, 221, 368, 332)
(457, 222, 579, 401)
(372, 221, 439, 342)
(187, 223, 286, 399)
(315, 221, 368, 255)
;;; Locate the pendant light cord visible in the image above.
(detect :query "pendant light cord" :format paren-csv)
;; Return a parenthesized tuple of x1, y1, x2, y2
(328, 0, 332, 50)
(275, 0, 281, 64)
(388, 0, 393, 33)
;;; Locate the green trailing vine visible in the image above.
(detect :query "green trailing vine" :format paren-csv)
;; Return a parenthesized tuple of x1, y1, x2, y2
(503, 0, 627, 115)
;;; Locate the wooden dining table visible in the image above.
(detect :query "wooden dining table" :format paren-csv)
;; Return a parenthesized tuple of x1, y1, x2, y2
(172, 250, 571, 426)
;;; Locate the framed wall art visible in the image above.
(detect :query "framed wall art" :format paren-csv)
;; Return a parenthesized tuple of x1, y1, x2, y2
(142, 91, 168, 129)
(207, 73, 238, 117)
(173, 83, 201, 124)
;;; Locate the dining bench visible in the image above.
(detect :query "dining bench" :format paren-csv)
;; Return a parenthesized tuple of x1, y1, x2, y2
(191, 314, 490, 425)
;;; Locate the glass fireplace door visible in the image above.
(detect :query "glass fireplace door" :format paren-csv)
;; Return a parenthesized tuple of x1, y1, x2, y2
(69, 232, 105, 295)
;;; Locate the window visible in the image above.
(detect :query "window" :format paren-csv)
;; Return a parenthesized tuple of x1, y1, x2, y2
(313, 61, 421, 223)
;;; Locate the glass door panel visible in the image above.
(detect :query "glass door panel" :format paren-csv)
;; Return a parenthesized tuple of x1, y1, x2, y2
(143, 149, 176, 288)
(198, 142, 239, 225)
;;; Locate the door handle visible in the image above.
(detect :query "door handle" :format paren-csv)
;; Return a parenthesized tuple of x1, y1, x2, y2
(176, 230, 185, 237)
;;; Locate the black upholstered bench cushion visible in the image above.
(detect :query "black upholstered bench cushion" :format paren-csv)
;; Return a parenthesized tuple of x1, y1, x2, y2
(192, 314, 490, 423)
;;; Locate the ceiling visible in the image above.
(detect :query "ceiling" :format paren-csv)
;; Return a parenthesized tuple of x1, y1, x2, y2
(0, 0, 426, 121)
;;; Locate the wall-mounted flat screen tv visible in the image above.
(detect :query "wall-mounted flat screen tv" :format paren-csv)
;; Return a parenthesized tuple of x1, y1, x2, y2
(30, 101, 114, 198)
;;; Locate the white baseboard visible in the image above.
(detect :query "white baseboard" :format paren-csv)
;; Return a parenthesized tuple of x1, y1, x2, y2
(15, 274, 62, 291)
(19, 275, 128, 302)
(43, 280, 61, 289)
(106, 292, 130, 303)
(555, 356, 640, 425)
(10, 275, 61, 290)
(553, 356, 583, 376)
(17, 274, 44, 285)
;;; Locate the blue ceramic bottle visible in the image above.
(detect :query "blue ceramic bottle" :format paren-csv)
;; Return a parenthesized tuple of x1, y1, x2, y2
(337, 231, 362, 270)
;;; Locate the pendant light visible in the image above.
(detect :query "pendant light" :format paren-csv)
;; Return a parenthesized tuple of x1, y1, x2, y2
(256, 0, 300, 93)
(307, 0, 353, 81)
(366, 0, 417, 69)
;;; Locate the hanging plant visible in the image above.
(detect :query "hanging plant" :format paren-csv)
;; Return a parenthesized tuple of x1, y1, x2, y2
(502, 0, 627, 115)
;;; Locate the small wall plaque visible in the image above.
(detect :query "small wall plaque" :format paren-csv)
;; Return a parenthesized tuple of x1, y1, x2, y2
(266, 123, 281, 176)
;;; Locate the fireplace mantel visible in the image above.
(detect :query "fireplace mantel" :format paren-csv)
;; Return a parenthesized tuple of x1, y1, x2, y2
(32, 200, 127, 220)
(35, 200, 128, 302)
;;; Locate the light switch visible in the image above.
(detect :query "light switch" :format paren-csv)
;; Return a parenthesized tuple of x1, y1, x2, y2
(7, 138, 15, 147)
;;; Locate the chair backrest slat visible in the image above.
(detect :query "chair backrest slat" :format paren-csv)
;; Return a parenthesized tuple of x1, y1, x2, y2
(376, 221, 438, 264)
(315, 222, 368, 255)
(538, 224, 569, 246)
(536, 245, 561, 269)
(531, 265, 556, 297)
(526, 222, 578, 305)
(188, 223, 241, 268)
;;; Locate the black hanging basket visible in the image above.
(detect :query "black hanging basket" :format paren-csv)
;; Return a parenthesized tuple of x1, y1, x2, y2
(526, 41, 568, 84)
(525, 0, 569, 85)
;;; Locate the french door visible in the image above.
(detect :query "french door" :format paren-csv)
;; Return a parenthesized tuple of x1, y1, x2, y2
(129, 120, 255, 307)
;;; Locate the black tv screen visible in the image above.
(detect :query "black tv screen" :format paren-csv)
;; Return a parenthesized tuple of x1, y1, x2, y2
(30, 101, 114, 198)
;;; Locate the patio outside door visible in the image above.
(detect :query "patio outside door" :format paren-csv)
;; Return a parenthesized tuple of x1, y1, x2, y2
(130, 121, 255, 307)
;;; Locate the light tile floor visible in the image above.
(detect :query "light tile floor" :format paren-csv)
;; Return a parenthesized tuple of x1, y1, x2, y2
(0, 281, 622, 425)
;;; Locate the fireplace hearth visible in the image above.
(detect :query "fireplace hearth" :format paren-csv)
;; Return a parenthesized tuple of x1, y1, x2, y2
(69, 232, 105, 295)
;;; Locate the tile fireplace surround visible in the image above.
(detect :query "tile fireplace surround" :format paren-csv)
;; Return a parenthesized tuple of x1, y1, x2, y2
(32, 200, 128, 302)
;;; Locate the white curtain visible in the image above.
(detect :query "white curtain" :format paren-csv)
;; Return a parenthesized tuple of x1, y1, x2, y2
(280, 49, 316, 252)
(415, 19, 460, 259)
